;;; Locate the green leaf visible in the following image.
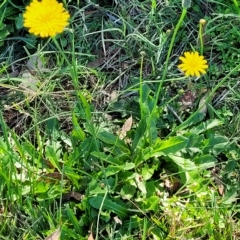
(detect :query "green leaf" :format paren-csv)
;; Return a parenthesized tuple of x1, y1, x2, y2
(45, 145, 61, 171)
(194, 155, 216, 169)
(151, 226, 167, 240)
(91, 151, 122, 165)
(221, 187, 238, 205)
(143, 196, 159, 211)
(103, 165, 123, 177)
(15, 14, 23, 29)
(143, 136, 188, 161)
(97, 131, 130, 153)
(67, 208, 81, 233)
(72, 113, 86, 141)
(168, 154, 204, 189)
(88, 179, 108, 194)
(203, 134, 229, 155)
(122, 215, 143, 229)
(89, 195, 129, 218)
(142, 167, 154, 180)
(146, 181, 156, 198)
(179, 112, 205, 131)
(190, 119, 223, 135)
(168, 154, 196, 171)
(120, 184, 136, 199)
(132, 118, 147, 150)
(123, 162, 135, 170)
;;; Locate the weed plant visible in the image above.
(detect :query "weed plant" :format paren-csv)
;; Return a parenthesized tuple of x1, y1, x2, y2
(0, 0, 240, 239)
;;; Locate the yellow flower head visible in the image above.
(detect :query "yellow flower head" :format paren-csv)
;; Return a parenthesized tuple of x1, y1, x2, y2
(178, 52, 208, 77)
(23, 0, 70, 38)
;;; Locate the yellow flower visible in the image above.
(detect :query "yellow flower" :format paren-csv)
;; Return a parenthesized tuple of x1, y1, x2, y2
(178, 52, 208, 77)
(23, 0, 70, 38)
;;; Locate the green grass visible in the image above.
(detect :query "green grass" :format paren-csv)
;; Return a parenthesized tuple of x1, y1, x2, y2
(0, 0, 240, 239)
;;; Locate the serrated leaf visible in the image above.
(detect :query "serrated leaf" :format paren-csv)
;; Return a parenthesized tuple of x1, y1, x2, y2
(154, 136, 188, 155)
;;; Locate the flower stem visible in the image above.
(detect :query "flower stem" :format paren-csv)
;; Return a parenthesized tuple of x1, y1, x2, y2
(139, 51, 145, 119)
(151, 7, 187, 117)
(198, 19, 206, 55)
(199, 24, 204, 55)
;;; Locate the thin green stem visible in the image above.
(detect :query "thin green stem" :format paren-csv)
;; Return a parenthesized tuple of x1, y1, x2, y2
(139, 52, 145, 119)
(151, 8, 187, 117)
(199, 23, 204, 55)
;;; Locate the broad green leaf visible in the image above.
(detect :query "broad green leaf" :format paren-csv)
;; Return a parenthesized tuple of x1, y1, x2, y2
(64, 166, 81, 188)
(122, 215, 143, 229)
(154, 136, 188, 155)
(67, 208, 81, 233)
(151, 226, 167, 240)
(168, 154, 204, 189)
(97, 131, 130, 153)
(142, 136, 188, 161)
(120, 184, 136, 199)
(135, 173, 146, 194)
(203, 134, 229, 155)
(72, 113, 86, 141)
(178, 112, 205, 131)
(143, 196, 159, 211)
(146, 181, 156, 198)
(221, 187, 238, 205)
(45, 145, 61, 171)
(141, 84, 155, 115)
(88, 179, 108, 194)
(142, 167, 154, 180)
(132, 118, 147, 150)
(89, 195, 129, 218)
(123, 162, 135, 170)
(91, 151, 122, 165)
(194, 155, 216, 169)
(103, 166, 123, 177)
(168, 154, 196, 171)
(15, 14, 23, 29)
(190, 119, 223, 135)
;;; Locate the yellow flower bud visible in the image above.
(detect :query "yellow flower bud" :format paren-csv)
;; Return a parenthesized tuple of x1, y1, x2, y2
(199, 19, 206, 26)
